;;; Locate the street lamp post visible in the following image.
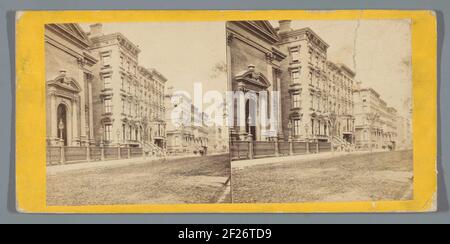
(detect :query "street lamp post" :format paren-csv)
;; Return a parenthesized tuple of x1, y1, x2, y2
(288, 121, 293, 155)
(58, 119, 64, 146)
(247, 116, 254, 159)
(58, 119, 65, 164)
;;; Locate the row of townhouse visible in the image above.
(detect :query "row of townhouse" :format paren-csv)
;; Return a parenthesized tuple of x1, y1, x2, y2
(45, 23, 167, 155)
(227, 20, 411, 151)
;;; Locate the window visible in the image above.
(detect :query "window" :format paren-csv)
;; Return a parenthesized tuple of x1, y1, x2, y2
(292, 71, 300, 84)
(104, 98, 112, 113)
(103, 76, 112, 89)
(309, 71, 313, 84)
(120, 56, 124, 67)
(102, 53, 111, 67)
(310, 94, 314, 110)
(293, 119, 301, 136)
(292, 93, 301, 108)
(128, 101, 132, 116)
(104, 125, 112, 141)
(121, 98, 125, 114)
(121, 76, 125, 90)
(291, 48, 300, 62)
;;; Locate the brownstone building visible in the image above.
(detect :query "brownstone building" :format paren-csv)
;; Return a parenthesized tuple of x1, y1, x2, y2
(87, 24, 167, 155)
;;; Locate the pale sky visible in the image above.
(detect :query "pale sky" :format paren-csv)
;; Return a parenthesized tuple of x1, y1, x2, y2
(80, 21, 411, 117)
(80, 22, 227, 98)
(271, 20, 412, 117)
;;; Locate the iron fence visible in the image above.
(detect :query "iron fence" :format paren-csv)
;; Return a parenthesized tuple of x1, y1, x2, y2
(231, 140, 332, 161)
(46, 146, 144, 165)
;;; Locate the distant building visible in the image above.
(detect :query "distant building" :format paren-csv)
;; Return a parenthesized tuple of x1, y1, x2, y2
(165, 92, 210, 156)
(207, 98, 230, 154)
(45, 24, 98, 146)
(353, 87, 398, 150)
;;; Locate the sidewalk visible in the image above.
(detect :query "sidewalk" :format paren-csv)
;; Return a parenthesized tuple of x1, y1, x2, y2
(231, 150, 377, 170)
(47, 154, 206, 174)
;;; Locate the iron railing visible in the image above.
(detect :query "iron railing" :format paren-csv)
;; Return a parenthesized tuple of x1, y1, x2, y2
(230, 140, 332, 161)
(46, 146, 144, 165)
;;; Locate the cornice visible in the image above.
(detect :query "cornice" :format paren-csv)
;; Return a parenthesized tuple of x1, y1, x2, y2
(46, 24, 91, 50)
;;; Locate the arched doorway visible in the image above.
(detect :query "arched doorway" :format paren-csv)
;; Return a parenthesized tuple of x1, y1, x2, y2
(57, 104, 68, 146)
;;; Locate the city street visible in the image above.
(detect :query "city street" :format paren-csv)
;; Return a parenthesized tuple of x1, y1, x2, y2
(232, 150, 413, 203)
(47, 154, 231, 205)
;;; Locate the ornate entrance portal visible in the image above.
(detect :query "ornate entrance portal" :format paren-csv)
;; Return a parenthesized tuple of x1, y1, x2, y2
(46, 70, 82, 146)
(232, 64, 272, 141)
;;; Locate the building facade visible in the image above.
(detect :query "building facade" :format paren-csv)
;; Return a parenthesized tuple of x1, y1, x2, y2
(45, 24, 98, 147)
(227, 20, 356, 149)
(88, 24, 167, 155)
(227, 21, 286, 142)
(353, 87, 398, 150)
(138, 66, 167, 149)
(277, 22, 356, 146)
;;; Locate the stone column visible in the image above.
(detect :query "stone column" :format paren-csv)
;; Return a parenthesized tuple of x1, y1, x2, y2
(78, 59, 87, 145)
(72, 97, 79, 146)
(88, 78, 95, 144)
(50, 91, 58, 143)
(255, 94, 261, 141)
(276, 73, 283, 139)
(227, 33, 234, 134)
(238, 85, 247, 140)
(264, 53, 274, 141)
(226, 33, 233, 98)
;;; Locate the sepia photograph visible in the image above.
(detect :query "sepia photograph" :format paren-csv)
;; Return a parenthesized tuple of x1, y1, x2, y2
(44, 22, 231, 205)
(228, 20, 414, 203)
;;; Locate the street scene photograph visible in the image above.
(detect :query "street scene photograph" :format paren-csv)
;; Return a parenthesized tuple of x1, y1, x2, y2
(228, 20, 413, 203)
(45, 22, 231, 205)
